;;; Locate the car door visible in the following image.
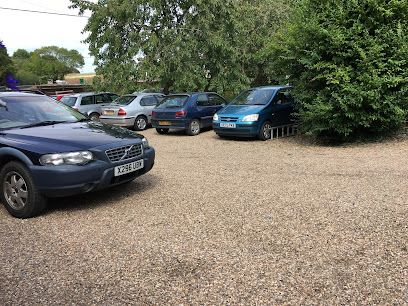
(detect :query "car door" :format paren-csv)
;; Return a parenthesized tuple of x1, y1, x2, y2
(139, 95, 159, 122)
(270, 89, 295, 126)
(195, 94, 213, 127)
(78, 95, 95, 115)
(208, 93, 227, 114)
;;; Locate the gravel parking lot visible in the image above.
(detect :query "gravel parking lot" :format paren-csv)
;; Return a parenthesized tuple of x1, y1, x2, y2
(1, 129, 407, 305)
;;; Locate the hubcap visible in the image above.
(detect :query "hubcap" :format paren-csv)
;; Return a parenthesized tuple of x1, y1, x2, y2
(137, 118, 147, 130)
(263, 123, 272, 139)
(4, 172, 28, 210)
(191, 121, 200, 134)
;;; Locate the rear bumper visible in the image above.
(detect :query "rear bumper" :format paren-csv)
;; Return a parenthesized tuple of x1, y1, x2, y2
(151, 119, 190, 130)
(213, 122, 259, 137)
(29, 147, 155, 197)
(100, 117, 135, 127)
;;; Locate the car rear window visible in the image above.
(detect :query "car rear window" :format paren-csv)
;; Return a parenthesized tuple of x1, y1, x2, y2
(114, 95, 137, 105)
(157, 95, 189, 109)
(60, 96, 77, 107)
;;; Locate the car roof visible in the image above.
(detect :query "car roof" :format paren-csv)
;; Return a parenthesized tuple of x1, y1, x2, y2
(166, 92, 220, 97)
(251, 85, 292, 90)
(0, 92, 44, 98)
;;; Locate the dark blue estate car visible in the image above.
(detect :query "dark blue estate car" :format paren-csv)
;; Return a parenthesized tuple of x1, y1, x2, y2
(213, 86, 295, 140)
(151, 92, 227, 136)
(0, 93, 155, 218)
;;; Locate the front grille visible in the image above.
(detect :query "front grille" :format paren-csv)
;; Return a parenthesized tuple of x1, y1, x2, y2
(106, 143, 143, 162)
(220, 117, 239, 122)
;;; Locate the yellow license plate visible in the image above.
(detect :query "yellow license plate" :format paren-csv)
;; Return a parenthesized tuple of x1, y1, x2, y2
(103, 110, 115, 115)
(159, 121, 172, 126)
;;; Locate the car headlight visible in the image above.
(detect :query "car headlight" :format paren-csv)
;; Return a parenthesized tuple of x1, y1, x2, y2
(213, 113, 219, 121)
(40, 151, 93, 166)
(241, 114, 259, 122)
(142, 138, 149, 149)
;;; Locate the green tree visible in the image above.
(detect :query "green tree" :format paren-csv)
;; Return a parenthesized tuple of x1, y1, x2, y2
(11, 46, 85, 84)
(0, 41, 15, 87)
(70, 0, 292, 95)
(269, 0, 408, 141)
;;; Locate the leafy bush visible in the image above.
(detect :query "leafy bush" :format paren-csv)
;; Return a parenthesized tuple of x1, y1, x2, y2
(269, 0, 408, 141)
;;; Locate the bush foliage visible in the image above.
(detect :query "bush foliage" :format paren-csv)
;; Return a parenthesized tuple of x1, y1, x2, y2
(269, 0, 408, 140)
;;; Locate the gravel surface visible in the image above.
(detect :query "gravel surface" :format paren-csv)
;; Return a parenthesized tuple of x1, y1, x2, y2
(1, 129, 408, 305)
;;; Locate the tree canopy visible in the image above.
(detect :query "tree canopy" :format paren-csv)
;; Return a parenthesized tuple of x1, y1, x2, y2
(12, 46, 85, 85)
(0, 41, 15, 88)
(70, 0, 293, 95)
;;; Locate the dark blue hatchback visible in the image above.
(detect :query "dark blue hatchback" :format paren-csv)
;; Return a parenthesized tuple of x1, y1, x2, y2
(0, 93, 155, 218)
(151, 92, 227, 136)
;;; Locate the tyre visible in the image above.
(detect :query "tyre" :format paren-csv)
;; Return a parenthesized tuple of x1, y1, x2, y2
(134, 115, 148, 131)
(156, 128, 169, 134)
(89, 113, 100, 121)
(258, 121, 272, 141)
(0, 162, 47, 218)
(187, 119, 201, 136)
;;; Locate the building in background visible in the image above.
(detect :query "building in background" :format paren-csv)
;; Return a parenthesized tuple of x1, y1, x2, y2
(64, 73, 96, 85)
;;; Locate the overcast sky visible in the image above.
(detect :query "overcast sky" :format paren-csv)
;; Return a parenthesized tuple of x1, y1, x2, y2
(0, 0, 95, 72)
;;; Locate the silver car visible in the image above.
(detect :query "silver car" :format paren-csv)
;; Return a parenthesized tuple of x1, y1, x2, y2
(60, 92, 119, 121)
(100, 92, 165, 130)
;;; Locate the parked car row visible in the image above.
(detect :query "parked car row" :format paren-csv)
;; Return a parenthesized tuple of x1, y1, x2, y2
(66, 85, 295, 141)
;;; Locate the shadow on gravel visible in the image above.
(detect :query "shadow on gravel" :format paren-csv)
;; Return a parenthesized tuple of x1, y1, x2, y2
(43, 173, 160, 215)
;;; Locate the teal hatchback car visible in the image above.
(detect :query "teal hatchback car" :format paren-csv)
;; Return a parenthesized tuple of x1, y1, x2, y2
(213, 86, 295, 140)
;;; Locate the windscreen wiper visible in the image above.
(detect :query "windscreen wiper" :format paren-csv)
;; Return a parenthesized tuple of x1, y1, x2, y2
(19, 121, 69, 129)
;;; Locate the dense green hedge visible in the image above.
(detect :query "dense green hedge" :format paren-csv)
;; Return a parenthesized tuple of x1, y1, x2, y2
(270, 0, 408, 141)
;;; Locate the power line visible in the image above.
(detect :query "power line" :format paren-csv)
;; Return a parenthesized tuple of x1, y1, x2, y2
(0, 6, 89, 18)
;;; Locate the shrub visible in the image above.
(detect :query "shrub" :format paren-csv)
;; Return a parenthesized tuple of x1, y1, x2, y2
(269, 0, 408, 141)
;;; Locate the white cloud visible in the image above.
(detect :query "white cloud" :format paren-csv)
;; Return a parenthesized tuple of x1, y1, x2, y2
(0, 0, 95, 72)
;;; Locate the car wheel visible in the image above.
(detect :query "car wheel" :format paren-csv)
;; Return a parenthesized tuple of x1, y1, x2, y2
(0, 162, 47, 218)
(156, 128, 169, 134)
(134, 116, 148, 131)
(259, 121, 272, 141)
(89, 113, 100, 121)
(187, 119, 201, 136)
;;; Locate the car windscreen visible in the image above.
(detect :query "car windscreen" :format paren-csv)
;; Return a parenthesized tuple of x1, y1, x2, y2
(0, 96, 87, 130)
(231, 89, 276, 105)
(156, 95, 189, 109)
(113, 95, 137, 105)
(60, 96, 78, 107)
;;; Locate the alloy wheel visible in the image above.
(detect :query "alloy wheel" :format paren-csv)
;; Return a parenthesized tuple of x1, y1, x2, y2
(263, 123, 272, 139)
(4, 171, 28, 210)
(191, 120, 200, 135)
(137, 117, 147, 130)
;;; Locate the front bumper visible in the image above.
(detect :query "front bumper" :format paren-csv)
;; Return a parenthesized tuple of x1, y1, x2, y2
(213, 122, 260, 137)
(30, 147, 155, 197)
(100, 117, 135, 127)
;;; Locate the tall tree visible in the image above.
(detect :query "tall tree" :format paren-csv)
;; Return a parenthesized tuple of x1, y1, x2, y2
(0, 41, 15, 87)
(70, 0, 293, 95)
(11, 46, 85, 84)
(268, 0, 408, 141)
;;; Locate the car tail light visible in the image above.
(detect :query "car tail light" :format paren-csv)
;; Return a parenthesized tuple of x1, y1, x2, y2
(56, 96, 63, 101)
(175, 110, 187, 118)
(152, 111, 156, 118)
(118, 108, 127, 116)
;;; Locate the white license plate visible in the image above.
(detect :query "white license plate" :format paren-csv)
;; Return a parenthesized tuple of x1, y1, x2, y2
(220, 122, 236, 128)
(114, 160, 144, 176)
